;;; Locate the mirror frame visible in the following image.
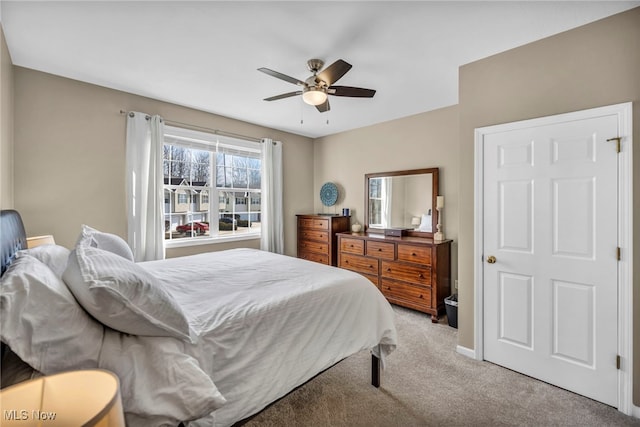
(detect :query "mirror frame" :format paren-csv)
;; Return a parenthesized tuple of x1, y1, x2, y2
(364, 167, 439, 238)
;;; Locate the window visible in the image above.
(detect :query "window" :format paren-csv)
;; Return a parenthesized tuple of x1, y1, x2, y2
(368, 177, 383, 226)
(163, 125, 262, 245)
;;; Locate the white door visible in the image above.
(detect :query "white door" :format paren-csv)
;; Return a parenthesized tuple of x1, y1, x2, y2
(482, 112, 620, 406)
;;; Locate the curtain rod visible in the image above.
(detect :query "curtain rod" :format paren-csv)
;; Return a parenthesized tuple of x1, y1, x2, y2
(119, 110, 263, 143)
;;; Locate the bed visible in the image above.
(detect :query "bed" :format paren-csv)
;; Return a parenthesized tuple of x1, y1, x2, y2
(0, 210, 397, 426)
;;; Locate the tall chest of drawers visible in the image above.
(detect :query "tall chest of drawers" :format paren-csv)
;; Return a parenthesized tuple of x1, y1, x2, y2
(337, 232, 452, 322)
(296, 214, 350, 266)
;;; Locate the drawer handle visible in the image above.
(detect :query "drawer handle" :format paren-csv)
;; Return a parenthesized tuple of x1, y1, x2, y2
(386, 286, 391, 291)
(345, 260, 349, 264)
(386, 268, 391, 272)
(369, 265, 374, 269)
(412, 253, 417, 256)
(419, 294, 423, 299)
(377, 248, 382, 252)
(350, 244, 354, 248)
(418, 274, 424, 279)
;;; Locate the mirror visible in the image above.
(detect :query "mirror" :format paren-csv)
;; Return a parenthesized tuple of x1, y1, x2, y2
(365, 168, 439, 237)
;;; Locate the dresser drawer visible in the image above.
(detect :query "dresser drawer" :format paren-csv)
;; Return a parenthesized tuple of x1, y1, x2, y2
(299, 250, 329, 265)
(366, 241, 395, 260)
(340, 237, 364, 255)
(381, 278, 432, 307)
(300, 229, 329, 242)
(381, 260, 432, 286)
(339, 254, 379, 276)
(361, 273, 379, 287)
(397, 244, 432, 265)
(299, 217, 329, 230)
(299, 240, 329, 254)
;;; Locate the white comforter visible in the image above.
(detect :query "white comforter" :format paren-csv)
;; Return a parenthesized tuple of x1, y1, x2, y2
(97, 248, 397, 426)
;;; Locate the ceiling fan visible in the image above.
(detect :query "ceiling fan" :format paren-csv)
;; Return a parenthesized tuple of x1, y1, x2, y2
(258, 59, 376, 113)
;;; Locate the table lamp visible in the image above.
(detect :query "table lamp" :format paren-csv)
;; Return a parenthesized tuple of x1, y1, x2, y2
(411, 216, 421, 230)
(434, 196, 445, 241)
(0, 369, 125, 426)
(26, 235, 55, 249)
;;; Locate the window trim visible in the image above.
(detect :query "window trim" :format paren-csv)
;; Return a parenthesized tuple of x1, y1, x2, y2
(163, 125, 262, 247)
(165, 233, 260, 249)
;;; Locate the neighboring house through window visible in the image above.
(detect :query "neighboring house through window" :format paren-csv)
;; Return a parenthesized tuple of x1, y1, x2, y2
(163, 125, 262, 246)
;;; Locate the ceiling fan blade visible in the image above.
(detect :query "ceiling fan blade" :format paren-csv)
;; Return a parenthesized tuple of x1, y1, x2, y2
(258, 67, 306, 86)
(316, 59, 352, 86)
(328, 86, 376, 98)
(264, 91, 303, 101)
(315, 99, 330, 113)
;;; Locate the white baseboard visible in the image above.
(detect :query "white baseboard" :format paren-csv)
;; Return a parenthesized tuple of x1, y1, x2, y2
(456, 345, 476, 359)
(632, 404, 640, 419)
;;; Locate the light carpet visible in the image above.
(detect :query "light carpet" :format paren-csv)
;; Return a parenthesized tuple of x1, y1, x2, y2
(241, 306, 640, 426)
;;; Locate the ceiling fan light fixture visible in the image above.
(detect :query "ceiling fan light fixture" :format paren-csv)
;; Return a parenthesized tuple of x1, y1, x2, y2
(302, 88, 327, 106)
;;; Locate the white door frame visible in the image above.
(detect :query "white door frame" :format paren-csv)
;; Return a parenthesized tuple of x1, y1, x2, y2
(473, 102, 633, 414)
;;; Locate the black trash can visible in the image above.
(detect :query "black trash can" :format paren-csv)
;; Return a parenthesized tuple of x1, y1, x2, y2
(445, 294, 458, 329)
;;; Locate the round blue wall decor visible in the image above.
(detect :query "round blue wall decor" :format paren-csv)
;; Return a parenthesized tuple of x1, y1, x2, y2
(320, 182, 339, 207)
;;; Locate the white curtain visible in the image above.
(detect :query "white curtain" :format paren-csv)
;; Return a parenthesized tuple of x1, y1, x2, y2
(381, 177, 393, 228)
(260, 138, 284, 254)
(125, 112, 165, 261)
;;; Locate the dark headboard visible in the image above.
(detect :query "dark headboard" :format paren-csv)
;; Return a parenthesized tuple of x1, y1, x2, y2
(1, 210, 27, 277)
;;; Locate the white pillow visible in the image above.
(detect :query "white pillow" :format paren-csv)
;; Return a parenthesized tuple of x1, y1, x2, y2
(18, 244, 70, 277)
(78, 224, 134, 262)
(63, 245, 193, 342)
(0, 255, 104, 374)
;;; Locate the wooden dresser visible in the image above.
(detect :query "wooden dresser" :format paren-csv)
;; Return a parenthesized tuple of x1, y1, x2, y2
(296, 214, 350, 266)
(337, 232, 452, 322)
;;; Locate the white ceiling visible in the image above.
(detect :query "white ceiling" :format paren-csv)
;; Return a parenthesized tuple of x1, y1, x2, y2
(2, 1, 638, 138)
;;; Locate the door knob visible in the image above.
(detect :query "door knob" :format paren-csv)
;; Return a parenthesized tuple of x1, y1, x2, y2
(486, 255, 497, 264)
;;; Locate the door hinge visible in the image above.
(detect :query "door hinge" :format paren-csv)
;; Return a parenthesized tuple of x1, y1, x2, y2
(617, 247, 621, 261)
(606, 137, 621, 153)
(616, 355, 621, 370)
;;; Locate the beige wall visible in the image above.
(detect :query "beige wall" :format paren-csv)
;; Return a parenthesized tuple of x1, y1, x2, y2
(0, 26, 13, 209)
(458, 7, 640, 403)
(13, 67, 314, 256)
(7, 4, 639, 406)
(314, 105, 460, 283)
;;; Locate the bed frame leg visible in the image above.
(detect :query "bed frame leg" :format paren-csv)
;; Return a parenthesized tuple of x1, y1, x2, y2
(371, 354, 380, 388)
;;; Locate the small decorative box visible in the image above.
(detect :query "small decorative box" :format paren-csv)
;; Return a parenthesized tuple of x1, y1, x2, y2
(384, 228, 411, 237)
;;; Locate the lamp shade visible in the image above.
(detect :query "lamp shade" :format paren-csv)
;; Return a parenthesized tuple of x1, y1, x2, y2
(436, 196, 444, 209)
(26, 235, 55, 249)
(411, 217, 421, 226)
(302, 89, 327, 106)
(0, 369, 125, 426)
